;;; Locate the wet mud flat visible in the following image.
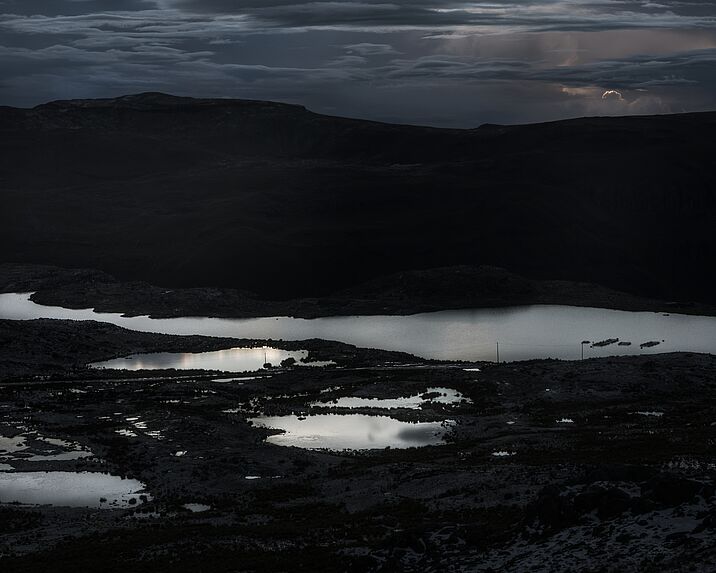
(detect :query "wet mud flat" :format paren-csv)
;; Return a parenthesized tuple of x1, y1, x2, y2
(1, 353, 716, 572)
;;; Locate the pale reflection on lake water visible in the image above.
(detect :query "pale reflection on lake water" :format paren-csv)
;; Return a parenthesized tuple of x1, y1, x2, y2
(2, 292, 716, 361)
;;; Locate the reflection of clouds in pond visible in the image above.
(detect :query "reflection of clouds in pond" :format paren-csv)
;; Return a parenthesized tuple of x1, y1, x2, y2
(0, 471, 150, 508)
(116, 429, 138, 437)
(311, 387, 469, 410)
(0, 435, 27, 455)
(1, 433, 93, 462)
(183, 503, 211, 513)
(91, 347, 331, 372)
(396, 425, 444, 443)
(249, 414, 450, 450)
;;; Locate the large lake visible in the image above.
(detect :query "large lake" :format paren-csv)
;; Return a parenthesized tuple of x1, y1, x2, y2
(2, 292, 716, 362)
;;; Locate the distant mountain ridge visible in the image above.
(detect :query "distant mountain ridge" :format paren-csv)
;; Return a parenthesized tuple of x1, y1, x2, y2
(1, 93, 714, 303)
(37, 92, 305, 109)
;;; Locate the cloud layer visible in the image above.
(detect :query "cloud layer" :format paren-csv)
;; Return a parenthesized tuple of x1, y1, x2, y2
(1, 0, 715, 125)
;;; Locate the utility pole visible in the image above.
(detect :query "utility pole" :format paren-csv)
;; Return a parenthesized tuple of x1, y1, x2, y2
(581, 340, 590, 361)
(496, 341, 500, 364)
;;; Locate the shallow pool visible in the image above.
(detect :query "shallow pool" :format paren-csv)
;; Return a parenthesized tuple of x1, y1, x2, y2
(0, 471, 150, 508)
(248, 414, 451, 450)
(91, 347, 329, 371)
(311, 387, 468, 410)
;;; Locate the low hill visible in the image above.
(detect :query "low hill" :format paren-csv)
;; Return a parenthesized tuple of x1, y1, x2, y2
(1, 93, 714, 302)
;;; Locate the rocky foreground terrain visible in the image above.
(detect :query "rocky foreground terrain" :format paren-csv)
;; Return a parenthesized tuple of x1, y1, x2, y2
(1, 319, 715, 572)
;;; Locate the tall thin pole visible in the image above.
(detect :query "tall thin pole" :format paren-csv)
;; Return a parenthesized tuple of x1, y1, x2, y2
(496, 341, 500, 364)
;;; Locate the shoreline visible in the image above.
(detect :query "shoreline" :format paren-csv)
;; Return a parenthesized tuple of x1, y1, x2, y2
(0, 318, 424, 382)
(2, 263, 715, 321)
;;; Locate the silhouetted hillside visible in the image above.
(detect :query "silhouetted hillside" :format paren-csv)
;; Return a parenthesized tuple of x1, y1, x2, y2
(1, 93, 714, 302)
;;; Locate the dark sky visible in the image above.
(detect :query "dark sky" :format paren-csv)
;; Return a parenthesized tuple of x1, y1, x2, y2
(1, 0, 715, 126)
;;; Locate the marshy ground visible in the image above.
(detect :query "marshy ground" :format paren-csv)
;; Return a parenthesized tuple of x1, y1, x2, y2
(1, 348, 715, 572)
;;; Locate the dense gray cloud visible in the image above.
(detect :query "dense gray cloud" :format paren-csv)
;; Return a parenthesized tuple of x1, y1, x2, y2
(0, 1, 154, 16)
(0, 0, 715, 125)
(158, 0, 716, 31)
(344, 42, 400, 55)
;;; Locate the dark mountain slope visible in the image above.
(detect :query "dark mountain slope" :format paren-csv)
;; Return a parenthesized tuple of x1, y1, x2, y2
(1, 93, 714, 302)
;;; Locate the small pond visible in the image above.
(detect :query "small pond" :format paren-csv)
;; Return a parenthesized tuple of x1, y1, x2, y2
(311, 387, 468, 410)
(91, 347, 331, 371)
(248, 414, 451, 450)
(0, 471, 150, 508)
(1, 433, 93, 464)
